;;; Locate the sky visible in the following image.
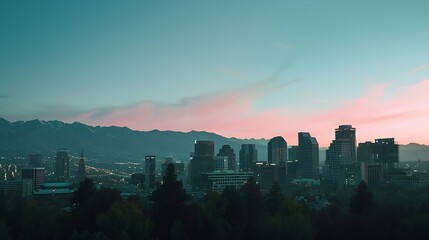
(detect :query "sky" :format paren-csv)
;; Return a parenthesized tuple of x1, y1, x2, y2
(1, 0, 429, 146)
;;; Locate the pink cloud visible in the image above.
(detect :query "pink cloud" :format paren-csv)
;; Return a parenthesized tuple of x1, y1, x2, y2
(411, 64, 429, 74)
(65, 78, 429, 147)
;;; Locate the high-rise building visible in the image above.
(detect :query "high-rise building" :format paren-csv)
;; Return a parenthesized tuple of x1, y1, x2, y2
(145, 155, 156, 189)
(239, 144, 258, 172)
(357, 138, 399, 171)
(268, 136, 287, 165)
(357, 141, 375, 163)
(55, 149, 70, 181)
(288, 146, 299, 162)
(28, 153, 43, 168)
(213, 156, 228, 171)
(22, 167, 45, 197)
(335, 125, 356, 162)
(298, 132, 319, 179)
(217, 145, 237, 171)
(326, 139, 355, 184)
(253, 162, 287, 189)
(287, 146, 299, 180)
(190, 141, 215, 189)
(374, 138, 399, 170)
(326, 125, 357, 185)
(77, 152, 86, 182)
(360, 162, 383, 186)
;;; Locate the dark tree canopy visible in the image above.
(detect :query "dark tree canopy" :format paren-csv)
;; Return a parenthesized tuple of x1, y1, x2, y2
(350, 181, 374, 215)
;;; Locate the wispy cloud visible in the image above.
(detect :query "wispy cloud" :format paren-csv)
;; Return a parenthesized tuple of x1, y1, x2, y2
(411, 63, 429, 73)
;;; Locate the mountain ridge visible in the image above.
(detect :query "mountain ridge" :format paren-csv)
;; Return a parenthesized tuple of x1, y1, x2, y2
(0, 117, 428, 161)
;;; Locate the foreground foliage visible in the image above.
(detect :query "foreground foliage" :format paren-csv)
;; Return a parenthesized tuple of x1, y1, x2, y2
(1, 166, 429, 240)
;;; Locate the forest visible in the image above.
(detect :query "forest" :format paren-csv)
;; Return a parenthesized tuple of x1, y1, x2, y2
(1, 163, 429, 240)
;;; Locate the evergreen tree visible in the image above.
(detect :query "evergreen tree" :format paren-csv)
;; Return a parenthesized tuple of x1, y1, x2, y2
(241, 177, 263, 240)
(266, 182, 283, 214)
(350, 181, 373, 215)
(150, 163, 190, 240)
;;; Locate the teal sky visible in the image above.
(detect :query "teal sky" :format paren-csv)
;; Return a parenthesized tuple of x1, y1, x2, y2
(1, 1, 429, 145)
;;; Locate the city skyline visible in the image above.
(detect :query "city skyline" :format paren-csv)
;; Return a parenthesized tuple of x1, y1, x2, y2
(1, 1, 429, 146)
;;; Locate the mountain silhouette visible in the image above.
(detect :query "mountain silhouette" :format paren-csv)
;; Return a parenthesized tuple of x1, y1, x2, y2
(0, 117, 268, 161)
(1, 117, 428, 161)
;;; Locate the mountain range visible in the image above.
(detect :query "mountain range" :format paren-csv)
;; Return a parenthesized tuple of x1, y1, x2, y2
(0, 117, 428, 162)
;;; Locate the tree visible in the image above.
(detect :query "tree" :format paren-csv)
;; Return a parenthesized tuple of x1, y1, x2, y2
(241, 177, 263, 240)
(150, 163, 190, 240)
(221, 186, 244, 239)
(349, 181, 373, 215)
(71, 178, 122, 233)
(266, 182, 283, 215)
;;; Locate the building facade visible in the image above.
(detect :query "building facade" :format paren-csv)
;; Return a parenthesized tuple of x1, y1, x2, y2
(268, 136, 287, 165)
(145, 155, 156, 189)
(55, 149, 70, 182)
(189, 141, 215, 189)
(77, 152, 86, 182)
(239, 144, 258, 172)
(298, 132, 319, 179)
(217, 145, 237, 171)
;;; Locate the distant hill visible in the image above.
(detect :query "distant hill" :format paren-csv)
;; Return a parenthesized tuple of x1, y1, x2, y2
(400, 143, 429, 161)
(1, 117, 428, 162)
(0, 117, 268, 161)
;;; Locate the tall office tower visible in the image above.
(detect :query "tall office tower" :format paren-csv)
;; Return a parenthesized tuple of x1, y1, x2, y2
(287, 146, 299, 180)
(77, 152, 86, 182)
(190, 141, 214, 189)
(335, 125, 356, 162)
(374, 138, 399, 170)
(357, 138, 399, 171)
(298, 132, 320, 179)
(268, 136, 287, 165)
(217, 145, 237, 171)
(239, 144, 258, 172)
(28, 153, 42, 168)
(327, 140, 356, 184)
(357, 141, 375, 163)
(213, 156, 228, 171)
(55, 149, 70, 181)
(326, 125, 357, 185)
(288, 146, 299, 162)
(145, 155, 156, 189)
(22, 167, 45, 197)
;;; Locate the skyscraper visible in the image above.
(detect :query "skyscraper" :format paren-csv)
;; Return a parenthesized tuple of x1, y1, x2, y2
(287, 146, 299, 180)
(145, 155, 156, 189)
(55, 149, 70, 182)
(189, 141, 214, 189)
(268, 136, 287, 165)
(357, 141, 375, 163)
(22, 167, 44, 197)
(374, 138, 399, 170)
(77, 152, 86, 182)
(298, 132, 319, 179)
(217, 145, 237, 171)
(357, 138, 399, 170)
(213, 156, 228, 171)
(335, 125, 356, 163)
(239, 144, 258, 172)
(326, 125, 357, 184)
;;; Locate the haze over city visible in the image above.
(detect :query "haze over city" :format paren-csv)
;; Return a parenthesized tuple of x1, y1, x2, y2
(1, 0, 429, 146)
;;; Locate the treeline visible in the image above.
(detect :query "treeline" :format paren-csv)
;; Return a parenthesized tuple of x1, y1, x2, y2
(1, 164, 429, 240)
